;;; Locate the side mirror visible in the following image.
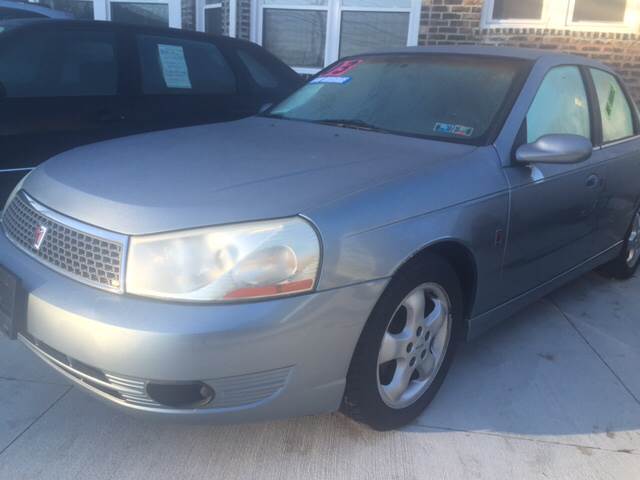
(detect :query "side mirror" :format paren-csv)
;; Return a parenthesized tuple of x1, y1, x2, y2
(515, 134, 593, 165)
(259, 103, 273, 114)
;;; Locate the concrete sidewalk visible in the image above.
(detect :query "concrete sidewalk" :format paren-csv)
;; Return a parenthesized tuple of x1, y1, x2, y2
(1, 272, 639, 479)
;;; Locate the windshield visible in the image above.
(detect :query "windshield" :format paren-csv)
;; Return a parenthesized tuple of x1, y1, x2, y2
(267, 54, 529, 145)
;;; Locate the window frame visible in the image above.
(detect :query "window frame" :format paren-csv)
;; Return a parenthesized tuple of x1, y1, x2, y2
(481, 0, 639, 33)
(251, 0, 422, 75)
(196, 0, 237, 37)
(480, 0, 551, 28)
(28, 0, 182, 28)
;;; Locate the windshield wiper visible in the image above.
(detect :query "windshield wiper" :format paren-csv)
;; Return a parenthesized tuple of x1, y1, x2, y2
(314, 118, 391, 134)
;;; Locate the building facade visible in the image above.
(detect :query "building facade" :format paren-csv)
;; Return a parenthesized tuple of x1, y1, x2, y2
(29, 0, 640, 100)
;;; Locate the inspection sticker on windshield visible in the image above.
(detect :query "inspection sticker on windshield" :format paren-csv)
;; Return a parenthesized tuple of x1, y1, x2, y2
(310, 76, 352, 85)
(158, 44, 192, 89)
(434, 122, 474, 137)
(324, 59, 363, 77)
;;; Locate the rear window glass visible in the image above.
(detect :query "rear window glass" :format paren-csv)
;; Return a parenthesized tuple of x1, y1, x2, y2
(268, 55, 528, 144)
(0, 29, 118, 98)
(590, 68, 635, 143)
(137, 34, 237, 95)
(237, 49, 279, 89)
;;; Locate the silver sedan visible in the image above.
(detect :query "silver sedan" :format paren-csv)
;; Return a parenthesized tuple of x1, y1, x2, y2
(1, 46, 639, 430)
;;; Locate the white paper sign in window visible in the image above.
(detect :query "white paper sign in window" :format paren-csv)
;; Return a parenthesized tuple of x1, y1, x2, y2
(158, 44, 192, 89)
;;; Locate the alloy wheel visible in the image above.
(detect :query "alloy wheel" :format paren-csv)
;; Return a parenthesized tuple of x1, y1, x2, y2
(376, 283, 452, 409)
(626, 211, 640, 268)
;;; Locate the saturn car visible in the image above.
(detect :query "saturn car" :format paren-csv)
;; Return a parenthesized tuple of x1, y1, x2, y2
(1, 47, 639, 431)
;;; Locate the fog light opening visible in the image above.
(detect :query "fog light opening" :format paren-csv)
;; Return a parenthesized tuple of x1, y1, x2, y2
(146, 382, 215, 409)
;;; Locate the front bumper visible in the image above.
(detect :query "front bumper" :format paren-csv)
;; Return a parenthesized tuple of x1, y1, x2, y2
(0, 232, 387, 422)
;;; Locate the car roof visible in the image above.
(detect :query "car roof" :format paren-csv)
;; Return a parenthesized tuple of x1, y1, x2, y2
(355, 45, 613, 72)
(0, 0, 73, 18)
(0, 18, 255, 47)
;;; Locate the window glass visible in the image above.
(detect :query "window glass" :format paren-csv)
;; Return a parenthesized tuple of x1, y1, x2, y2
(137, 35, 236, 95)
(492, 0, 543, 20)
(237, 49, 279, 88)
(591, 69, 634, 143)
(0, 30, 118, 98)
(37, 0, 95, 19)
(573, 0, 626, 23)
(340, 12, 410, 58)
(111, 2, 169, 27)
(526, 66, 590, 143)
(204, 6, 223, 35)
(269, 55, 527, 144)
(263, 9, 327, 68)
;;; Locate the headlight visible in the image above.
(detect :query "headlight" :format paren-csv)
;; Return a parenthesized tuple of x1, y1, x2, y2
(125, 217, 321, 302)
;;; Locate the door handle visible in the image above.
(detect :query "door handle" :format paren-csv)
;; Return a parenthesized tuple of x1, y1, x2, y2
(586, 174, 600, 188)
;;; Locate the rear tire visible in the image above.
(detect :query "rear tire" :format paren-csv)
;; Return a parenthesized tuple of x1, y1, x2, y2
(599, 209, 640, 280)
(341, 253, 463, 431)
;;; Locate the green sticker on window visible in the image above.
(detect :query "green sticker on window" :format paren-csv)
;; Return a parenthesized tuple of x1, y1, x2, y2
(605, 83, 617, 118)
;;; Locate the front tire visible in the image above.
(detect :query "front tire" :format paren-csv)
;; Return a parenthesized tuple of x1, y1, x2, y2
(599, 209, 640, 280)
(341, 253, 463, 431)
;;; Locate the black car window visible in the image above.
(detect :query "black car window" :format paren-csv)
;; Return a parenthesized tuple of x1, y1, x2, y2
(590, 68, 635, 143)
(0, 28, 118, 98)
(136, 34, 237, 95)
(0, 7, 46, 20)
(237, 48, 279, 89)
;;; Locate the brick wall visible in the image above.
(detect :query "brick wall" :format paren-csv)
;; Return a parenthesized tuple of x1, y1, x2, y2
(419, 0, 640, 103)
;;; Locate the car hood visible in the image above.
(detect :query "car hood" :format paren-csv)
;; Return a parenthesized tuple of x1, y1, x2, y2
(23, 117, 476, 235)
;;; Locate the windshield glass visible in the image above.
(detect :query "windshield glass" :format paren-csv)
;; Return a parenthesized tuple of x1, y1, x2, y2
(268, 54, 529, 144)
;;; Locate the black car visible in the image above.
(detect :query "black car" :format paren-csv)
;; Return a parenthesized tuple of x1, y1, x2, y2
(0, 19, 303, 206)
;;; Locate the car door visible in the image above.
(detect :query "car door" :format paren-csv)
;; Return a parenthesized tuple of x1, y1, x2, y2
(501, 65, 606, 298)
(0, 24, 131, 207)
(587, 67, 640, 253)
(126, 31, 257, 134)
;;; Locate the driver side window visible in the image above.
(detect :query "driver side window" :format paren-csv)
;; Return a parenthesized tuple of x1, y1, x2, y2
(527, 66, 591, 143)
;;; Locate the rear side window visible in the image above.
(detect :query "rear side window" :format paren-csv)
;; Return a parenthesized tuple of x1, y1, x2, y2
(0, 29, 118, 98)
(527, 66, 590, 143)
(590, 69, 635, 143)
(137, 35, 236, 95)
(237, 49, 279, 89)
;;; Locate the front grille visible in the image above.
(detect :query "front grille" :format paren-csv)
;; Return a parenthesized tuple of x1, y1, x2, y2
(3, 192, 125, 292)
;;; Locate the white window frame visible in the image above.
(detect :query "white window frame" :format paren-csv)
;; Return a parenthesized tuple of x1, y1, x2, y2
(102, 0, 181, 28)
(33, 0, 182, 28)
(196, 0, 237, 37)
(481, 0, 640, 33)
(565, 0, 638, 32)
(251, 0, 422, 75)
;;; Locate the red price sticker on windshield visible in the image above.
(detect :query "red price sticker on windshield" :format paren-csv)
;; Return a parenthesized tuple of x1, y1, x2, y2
(323, 59, 363, 77)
